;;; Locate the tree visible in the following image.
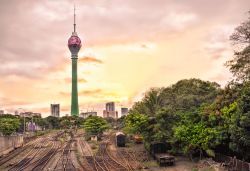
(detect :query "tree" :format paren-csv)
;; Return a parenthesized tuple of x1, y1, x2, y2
(230, 11, 250, 45)
(153, 107, 178, 142)
(174, 122, 219, 160)
(226, 46, 250, 82)
(60, 117, 72, 129)
(129, 79, 220, 117)
(104, 117, 116, 128)
(124, 113, 149, 134)
(127, 79, 220, 154)
(0, 117, 20, 136)
(83, 116, 109, 136)
(229, 82, 250, 160)
(161, 79, 220, 112)
(129, 88, 164, 116)
(227, 12, 250, 82)
(45, 116, 60, 129)
(117, 115, 126, 130)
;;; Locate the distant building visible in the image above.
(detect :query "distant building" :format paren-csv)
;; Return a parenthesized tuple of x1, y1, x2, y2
(80, 111, 97, 119)
(19, 112, 41, 118)
(103, 110, 118, 118)
(121, 108, 128, 116)
(103, 102, 118, 118)
(27, 122, 42, 131)
(14, 110, 19, 116)
(51, 104, 60, 117)
(106, 102, 115, 111)
(0, 110, 4, 115)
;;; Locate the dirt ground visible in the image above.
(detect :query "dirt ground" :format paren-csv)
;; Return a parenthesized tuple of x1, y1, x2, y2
(125, 143, 225, 171)
(147, 157, 196, 171)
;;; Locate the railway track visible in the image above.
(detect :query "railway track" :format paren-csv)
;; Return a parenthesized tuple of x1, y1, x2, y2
(90, 142, 129, 171)
(30, 140, 60, 171)
(117, 149, 143, 170)
(78, 138, 95, 171)
(7, 137, 51, 171)
(1, 131, 64, 171)
(54, 139, 76, 171)
(0, 137, 42, 166)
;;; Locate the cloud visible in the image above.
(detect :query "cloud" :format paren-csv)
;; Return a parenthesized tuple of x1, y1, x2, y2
(64, 78, 87, 83)
(79, 89, 103, 96)
(79, 89, 119, 100)
(204, 25, 235, 60)
(0, 0, 250, 116)
(79, 56, 103, 64)
(160, 12, 199, 30)
(59, 89, 118, 98)
(0, 97, 32, 107)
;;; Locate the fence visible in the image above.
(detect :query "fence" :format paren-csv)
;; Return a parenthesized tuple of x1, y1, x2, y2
(214, 153, 250, 171)
(0, 135, 23, 156)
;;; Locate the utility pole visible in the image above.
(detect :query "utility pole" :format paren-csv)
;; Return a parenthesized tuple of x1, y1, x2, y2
(19, 108, 25, 134)
(32, 116, 34, 132)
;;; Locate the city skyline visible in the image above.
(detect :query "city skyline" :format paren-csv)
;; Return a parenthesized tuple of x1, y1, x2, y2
(0, 0, 250, 116)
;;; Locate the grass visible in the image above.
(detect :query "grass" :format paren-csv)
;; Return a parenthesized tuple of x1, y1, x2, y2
(191, 167, 216, 171)
(88, 140, 99, 155)
(143, 160, 158, 168)
(125, 141, 134, 147)
(201, 168, 216, 171)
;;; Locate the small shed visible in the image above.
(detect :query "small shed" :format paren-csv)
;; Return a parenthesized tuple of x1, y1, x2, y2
(91, 135, 97, 141)
(115, 132, 126, 147)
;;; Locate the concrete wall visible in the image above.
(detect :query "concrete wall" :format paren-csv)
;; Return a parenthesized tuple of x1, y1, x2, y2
(0, 135, 23, 156)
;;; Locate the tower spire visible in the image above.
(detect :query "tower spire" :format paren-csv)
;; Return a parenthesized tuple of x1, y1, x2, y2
(74, 5, 76, 32)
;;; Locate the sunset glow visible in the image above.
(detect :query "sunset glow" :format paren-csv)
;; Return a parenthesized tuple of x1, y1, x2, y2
(0, 0, 249, 116)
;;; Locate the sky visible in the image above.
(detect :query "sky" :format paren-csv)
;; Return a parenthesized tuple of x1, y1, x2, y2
(0, 0, 249, 117)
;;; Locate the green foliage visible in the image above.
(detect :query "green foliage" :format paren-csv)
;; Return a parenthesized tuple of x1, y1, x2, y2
(160, 79, 220, 112)
(0, 117, 20, 136)
(83, 116, 109, 135)
(153, 107, 178, 141)
(124, 113, 149, 134)
(129, 88, 164, 116)
(45, 116, 60, 129)
(116, 115, 126, 129)
(130, 79, 220, 117)
(104, 117, 116, 128)
(126, 79, 221, 158)
(174, 122, 219, 157)
(228, 82, 250, 160)
(74, 116, 85, 127)
(227, 46, 250, 82)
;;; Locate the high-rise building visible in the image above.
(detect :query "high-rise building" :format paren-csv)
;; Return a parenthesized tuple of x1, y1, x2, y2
(14, 110, 19, 116)
(19, 112, 41, 118)
(106, 102, 115, 111)
(0, 110, 4, 115)
(68, 7, 82, 116)
(51, 104, 60, 117)
(103, 102, 118, 118)
(80, 111, 97, 119)
(121, 108, 128, 116)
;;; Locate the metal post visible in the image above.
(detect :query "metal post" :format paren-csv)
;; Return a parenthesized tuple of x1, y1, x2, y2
(23, 115, 25, 134)
(19, 108, 25, 134)
(32, 116, 34, 132)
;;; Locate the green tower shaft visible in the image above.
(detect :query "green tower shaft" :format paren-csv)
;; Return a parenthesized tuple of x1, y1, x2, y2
(71, 58, 79, 116)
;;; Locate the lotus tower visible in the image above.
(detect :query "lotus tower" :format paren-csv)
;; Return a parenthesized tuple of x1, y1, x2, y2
(68, 7, 81, 116)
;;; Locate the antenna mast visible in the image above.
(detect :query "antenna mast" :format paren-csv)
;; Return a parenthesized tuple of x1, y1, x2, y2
(74, 5, 76, 32)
